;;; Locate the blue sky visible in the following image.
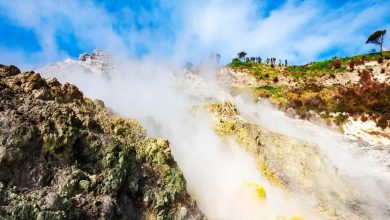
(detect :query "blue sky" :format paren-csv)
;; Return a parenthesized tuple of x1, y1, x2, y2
(0, 0, 389, 69)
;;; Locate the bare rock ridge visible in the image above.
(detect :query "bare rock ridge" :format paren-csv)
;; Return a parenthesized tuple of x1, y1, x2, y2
(0, 64, 204, 219)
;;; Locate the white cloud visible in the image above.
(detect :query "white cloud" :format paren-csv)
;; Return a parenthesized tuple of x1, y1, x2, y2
(173, 0, 390, 64)
(0, 0, 389, 68)
(0, 0, 128, 68)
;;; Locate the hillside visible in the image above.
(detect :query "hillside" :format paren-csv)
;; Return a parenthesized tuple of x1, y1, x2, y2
(0, 65, 204, 219)
(221, 52, 390, 146)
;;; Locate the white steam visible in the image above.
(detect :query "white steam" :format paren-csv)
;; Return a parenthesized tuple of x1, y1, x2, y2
(235, 98, 390, 218)
(38, 60, 328, 219)
(37, 56, 390, 219)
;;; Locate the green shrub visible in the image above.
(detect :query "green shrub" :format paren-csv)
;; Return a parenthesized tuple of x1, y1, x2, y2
(256, 86, 280, 95)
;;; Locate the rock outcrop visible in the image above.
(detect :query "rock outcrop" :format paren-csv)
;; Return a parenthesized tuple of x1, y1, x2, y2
(77, 50, 114, 74)
(202, 101, 389, 220)
(0, 65, 204, 219)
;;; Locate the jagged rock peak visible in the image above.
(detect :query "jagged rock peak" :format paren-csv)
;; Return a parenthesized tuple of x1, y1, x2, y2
(37, 49, 114, 76)
(77, 49, 113, 74)
(78, 49, 110, 62)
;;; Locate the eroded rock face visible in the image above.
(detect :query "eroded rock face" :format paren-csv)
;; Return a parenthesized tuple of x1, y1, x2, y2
(0, 65, 204, 220)
(202, 101, 389, 220)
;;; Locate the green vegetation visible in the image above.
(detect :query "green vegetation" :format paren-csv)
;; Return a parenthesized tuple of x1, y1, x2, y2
(344, 51, 390, 60)
(288, 59, 344, 74)
(229, 51, 390, 82)
(228, 59, 255, 68)
(256, 85, 280, 95)
(228, 59, 279, 81)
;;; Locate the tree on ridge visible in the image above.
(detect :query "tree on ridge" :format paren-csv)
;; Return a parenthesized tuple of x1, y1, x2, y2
(366, 30, 386, 55)
(238, 51, 247, 61)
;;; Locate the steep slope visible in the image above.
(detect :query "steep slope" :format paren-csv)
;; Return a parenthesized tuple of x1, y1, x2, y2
(202, 101, 390, 220)
(0, 65, 203, 219)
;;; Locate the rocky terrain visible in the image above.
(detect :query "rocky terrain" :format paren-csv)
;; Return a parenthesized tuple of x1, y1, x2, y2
(2, 49, 389, 220)
(0, 64, 204, 219)
(200, 101, 390, 220)
(220, 53, 390, 146)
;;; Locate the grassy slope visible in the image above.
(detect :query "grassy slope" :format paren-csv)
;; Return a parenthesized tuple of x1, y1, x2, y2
(228, 52, 390, 128)
(229, 52, 390, 81)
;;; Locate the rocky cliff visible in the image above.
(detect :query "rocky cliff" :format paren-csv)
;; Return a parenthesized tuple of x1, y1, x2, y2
(0, 64, 204, 219)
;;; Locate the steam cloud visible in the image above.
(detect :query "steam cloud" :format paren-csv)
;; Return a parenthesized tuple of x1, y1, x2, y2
(38, 60, 326, 219)
(1, 0, 389, 219)
(37, 58, 390, 219)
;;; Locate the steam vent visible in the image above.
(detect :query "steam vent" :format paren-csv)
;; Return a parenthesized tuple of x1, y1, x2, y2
(1, 1, 390, 219)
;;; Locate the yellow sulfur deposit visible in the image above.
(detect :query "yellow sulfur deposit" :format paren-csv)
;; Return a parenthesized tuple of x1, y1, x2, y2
(288, 217, 304, 220)
(259, 161, 283, 186)
(245, 182, 266, 201)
